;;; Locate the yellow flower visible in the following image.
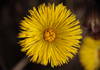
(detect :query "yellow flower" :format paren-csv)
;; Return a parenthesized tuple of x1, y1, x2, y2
(18, 3, 82, 67)
(80, 37, 100, 70)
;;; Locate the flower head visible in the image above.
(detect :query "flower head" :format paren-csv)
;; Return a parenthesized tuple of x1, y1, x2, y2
(80, 37, 100, 70)
(18, 3, 82, 67)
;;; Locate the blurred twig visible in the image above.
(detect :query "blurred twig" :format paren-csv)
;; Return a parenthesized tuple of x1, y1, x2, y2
(12, 57, 29, 70)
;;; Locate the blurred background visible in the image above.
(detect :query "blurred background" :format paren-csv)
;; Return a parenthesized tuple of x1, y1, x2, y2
(0, 0, 100, 70)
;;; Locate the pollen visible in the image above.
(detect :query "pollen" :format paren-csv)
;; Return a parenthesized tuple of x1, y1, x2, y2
(44, 28, 56, 42)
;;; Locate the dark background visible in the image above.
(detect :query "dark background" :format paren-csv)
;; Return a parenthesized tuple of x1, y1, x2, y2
(0, 0, 99, 70)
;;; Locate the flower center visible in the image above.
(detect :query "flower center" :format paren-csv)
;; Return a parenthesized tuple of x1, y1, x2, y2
(44, 28, 56, 42)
